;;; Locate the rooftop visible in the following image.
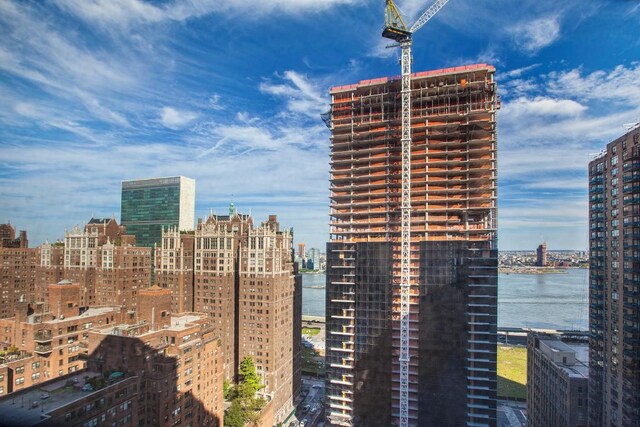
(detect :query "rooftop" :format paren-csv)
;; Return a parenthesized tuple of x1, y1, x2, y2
(166, 314, 202, 331)
(330, 63, 495, 93)
(86, 218, 112, 225)
(0, 371, 101, 426)
(540, 339, 589, 379)
(42, 306, 119, 324)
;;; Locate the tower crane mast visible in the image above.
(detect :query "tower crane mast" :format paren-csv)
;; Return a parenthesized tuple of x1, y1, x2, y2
(381, 1, 449, 426)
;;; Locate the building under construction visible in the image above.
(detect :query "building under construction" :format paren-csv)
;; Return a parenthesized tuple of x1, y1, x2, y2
(325, 64, 499, 426)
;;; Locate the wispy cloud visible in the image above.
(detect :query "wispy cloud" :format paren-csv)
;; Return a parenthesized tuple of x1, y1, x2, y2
(547, 64, 640, 104)
(55, 0, 360, 28)
(161, 107, 199, 130)
(504, 97, 586, 118)
(259, 71, 328, 118)
(509, 15, 561, 54)
(501, 63, 541, 79)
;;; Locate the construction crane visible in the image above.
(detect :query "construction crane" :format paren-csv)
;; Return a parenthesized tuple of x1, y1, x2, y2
(382, 1, 449, 426)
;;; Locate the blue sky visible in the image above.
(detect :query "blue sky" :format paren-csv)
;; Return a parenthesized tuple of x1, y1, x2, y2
(1, 0, 639, 251)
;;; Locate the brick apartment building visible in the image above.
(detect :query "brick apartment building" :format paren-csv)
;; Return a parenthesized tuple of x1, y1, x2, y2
(0, 223, 28, 248)
(177, 207, 302, 425)
(0, 239, 36, 319)
(0, 280, 125, 395)
(64, 218, 151, 309)
(0, 283, 224, 426)
(154, 226, 195, 313)
(35, 241, 65, 304)
(1, 218, 151, 321)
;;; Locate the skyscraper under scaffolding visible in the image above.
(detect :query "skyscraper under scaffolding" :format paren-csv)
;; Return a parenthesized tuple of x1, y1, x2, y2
(324, 64, 499, 427)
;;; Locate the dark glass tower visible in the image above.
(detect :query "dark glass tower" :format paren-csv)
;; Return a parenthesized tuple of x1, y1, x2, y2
(588, 127, 640, 426)
(324, 64, 499, 427)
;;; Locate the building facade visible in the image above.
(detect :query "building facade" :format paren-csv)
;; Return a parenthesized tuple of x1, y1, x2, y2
(0, 280, 125, 396)
(527, 333, 588, 427)
(0, 223, 27, 248)
(120, 176, 196, 249)
(0, 305, 224, 427)
(64, 218, 151, 309)
(588, 126, 640, 426)
(192, 209, 301, 425)
(325, 64, 499, 426)
(308, 248, 321, 270)
(155, 227, 195, 313)
(0, 245, 36, 319)
(536, 242, 548, 267)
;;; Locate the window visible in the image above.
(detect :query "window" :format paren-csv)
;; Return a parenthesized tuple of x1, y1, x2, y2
(15, 366, 24, 374)
(15, 377, 24, 385)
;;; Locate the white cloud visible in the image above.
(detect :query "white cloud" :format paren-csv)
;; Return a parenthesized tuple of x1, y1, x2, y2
(208, 94, 223, 110)
(547, 64, 640, 104)
(259, 71, 327, 118)
(509, 15, 561, 54)
(160, 107, 199, 129)
(504, 97, 587, 118)
(54, 0, 360, 28)
(501, 63, 541, 79)
(235, 111, 259, 124)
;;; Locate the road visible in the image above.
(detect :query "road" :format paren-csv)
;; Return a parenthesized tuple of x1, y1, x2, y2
(292, 376, 324, 427)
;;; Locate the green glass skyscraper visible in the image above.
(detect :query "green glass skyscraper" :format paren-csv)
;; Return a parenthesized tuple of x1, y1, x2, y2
(121, 176, 195, 248)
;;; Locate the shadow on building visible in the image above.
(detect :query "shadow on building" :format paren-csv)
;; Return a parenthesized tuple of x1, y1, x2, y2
(0, 331, 223, 427)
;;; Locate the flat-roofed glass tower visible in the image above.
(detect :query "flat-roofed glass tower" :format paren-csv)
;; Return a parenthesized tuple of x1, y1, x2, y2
(121, 176, 195, 248)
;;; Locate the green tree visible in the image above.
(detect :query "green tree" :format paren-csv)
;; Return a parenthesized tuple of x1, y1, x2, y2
(224, 356, 266, 427)
(224, 400, 245, 427)
(238, 356, 262, 395)
(223, 379, 231, 400)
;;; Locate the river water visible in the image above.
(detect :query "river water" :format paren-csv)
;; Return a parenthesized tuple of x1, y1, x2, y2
(301, 268, 589, 330)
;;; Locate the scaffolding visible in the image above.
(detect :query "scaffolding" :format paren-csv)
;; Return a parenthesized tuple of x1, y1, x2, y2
(326, 64, 499, 426)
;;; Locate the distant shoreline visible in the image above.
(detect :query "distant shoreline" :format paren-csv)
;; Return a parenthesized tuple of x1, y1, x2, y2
(499, 267, 584, 275)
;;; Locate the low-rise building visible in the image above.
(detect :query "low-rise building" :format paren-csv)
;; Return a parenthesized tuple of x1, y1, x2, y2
(527, 333, 589, 427)
(0, 280, 124, 395)
(0, 286, 224, 426)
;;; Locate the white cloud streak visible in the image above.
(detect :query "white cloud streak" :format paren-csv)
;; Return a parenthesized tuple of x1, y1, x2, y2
(259, 71, 328, 118)
(161, 107, 199, 129)
(509, 15, 561, 54)
(54, 0, 360, 27)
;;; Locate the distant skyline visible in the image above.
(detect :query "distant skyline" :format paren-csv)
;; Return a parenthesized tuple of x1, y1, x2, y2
(1, 0, 639, 250)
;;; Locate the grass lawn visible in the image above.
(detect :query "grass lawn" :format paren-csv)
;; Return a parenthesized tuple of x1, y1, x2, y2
(497, 345, 527, 400)
(301, 346, 325, 376)
(302, 327, 320, 336)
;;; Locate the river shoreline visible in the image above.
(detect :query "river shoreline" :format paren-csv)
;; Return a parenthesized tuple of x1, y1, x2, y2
(302, 269, 589, 331)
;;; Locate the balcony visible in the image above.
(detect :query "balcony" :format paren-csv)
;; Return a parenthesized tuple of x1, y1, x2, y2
(34, 330, 53, 342)
(34, 344, 53, 354)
